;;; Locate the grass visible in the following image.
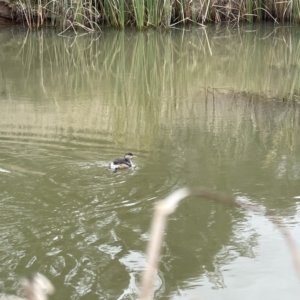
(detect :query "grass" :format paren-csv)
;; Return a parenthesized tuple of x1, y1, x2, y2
(14, 0, 300, 31)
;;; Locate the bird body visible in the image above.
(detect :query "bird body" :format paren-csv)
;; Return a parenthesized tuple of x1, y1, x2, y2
(109, 152, 135, 170)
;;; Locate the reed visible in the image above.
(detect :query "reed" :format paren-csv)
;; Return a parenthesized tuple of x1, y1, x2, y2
(146, 0, 157, 27)
(163, 0, 171, 28)
(132, 0, 145, 29)
(101, 0, 125, 28)
(119, 0, 125, 28)
(291, 0, 300, 22)
(246, 0, 254, 22)
(15, 0, 300, 30)
(256, 0, 263, 20)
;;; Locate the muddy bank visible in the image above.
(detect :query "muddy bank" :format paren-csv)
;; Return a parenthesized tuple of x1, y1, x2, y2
(0, 0, 17, 24)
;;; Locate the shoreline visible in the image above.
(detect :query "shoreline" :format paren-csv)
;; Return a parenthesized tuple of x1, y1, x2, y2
(1, 0, 299, 30)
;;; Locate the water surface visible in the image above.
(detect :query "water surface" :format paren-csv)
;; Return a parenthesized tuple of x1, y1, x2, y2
(0, 24, 300, 300)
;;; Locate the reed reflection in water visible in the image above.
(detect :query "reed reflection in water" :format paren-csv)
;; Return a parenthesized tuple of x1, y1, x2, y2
(0, 24, 300, 300)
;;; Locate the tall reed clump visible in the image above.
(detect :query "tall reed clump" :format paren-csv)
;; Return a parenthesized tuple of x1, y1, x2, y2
(15, 0, 300, 31)
(132, 0, 145, 29)
(100, 0, 126, 28)
(146, 0, 160, 27)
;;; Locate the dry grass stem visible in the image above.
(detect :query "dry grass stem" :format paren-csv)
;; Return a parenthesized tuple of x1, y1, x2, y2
(0, 274, 54, 300)
(139, 187, 300, 300)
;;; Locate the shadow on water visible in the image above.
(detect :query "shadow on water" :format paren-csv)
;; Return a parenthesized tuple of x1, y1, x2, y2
(0, 24, 300, 299)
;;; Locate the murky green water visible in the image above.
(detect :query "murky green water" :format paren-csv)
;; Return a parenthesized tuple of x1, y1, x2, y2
(0, 24, 300, 300)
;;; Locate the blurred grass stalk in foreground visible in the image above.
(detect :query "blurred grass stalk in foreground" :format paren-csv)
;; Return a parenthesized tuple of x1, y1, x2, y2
(139, 187, 300, 300)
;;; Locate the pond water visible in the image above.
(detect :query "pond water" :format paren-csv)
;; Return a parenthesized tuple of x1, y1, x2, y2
(0, 23, 300, 300)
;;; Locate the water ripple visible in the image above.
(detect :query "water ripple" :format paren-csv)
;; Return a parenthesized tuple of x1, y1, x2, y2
(0, 124, 179, 300)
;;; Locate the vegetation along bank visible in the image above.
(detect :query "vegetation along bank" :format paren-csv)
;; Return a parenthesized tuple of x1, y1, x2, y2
(0, 0, 299, 30)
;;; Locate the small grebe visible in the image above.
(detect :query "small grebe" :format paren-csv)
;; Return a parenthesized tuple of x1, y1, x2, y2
(109, 152, 135, 170)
